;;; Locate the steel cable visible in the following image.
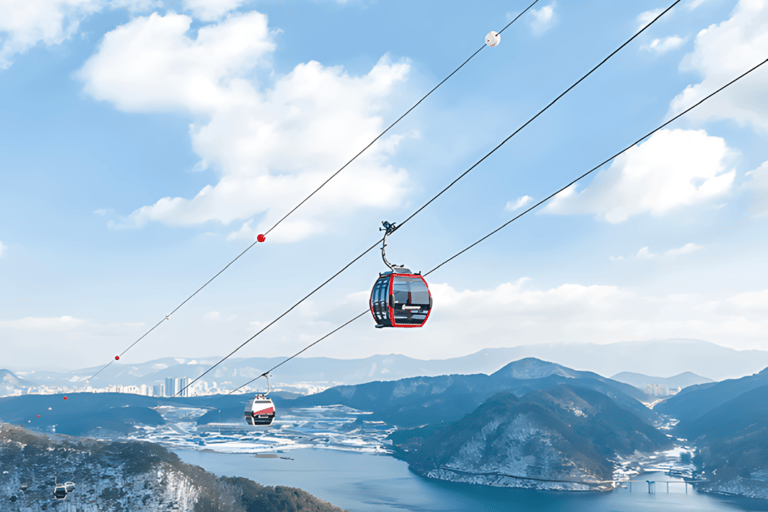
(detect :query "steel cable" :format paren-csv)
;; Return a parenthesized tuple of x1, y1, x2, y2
(89, 1, 540, 381)
(227, 57, 768, 396)
(179, 0, 681, 396)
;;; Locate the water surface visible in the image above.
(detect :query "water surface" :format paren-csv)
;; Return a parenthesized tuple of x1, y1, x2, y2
(175, 448, 765, 512)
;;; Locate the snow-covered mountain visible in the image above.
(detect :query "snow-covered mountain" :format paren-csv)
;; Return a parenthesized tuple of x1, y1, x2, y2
(0, 423, 345, 512)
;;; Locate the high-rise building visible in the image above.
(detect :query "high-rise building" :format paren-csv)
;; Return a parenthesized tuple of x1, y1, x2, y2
(153, 383, 165, 398)
(165, 377, 178, 397)
(179, 377, 190, 397)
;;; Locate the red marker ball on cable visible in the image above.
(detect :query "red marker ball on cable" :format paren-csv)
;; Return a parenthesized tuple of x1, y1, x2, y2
(63, 396, 67, 400)
(257, 234, 266, 243)
(37, 415, 40, 418)
(115, 355, 120, 360)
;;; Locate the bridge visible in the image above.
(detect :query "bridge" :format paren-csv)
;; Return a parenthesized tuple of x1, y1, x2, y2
(437, 466, 708, 494)
(625, 479, 708, 494)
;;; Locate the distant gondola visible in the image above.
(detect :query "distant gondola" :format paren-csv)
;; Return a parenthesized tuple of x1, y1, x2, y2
(53, 484, 67, 500)
(369, 222, 432, 328)
(243, 375, 276, 426)
(65, 481, 76, 493)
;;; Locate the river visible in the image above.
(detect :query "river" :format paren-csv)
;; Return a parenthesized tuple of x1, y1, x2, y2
(174, 448, 766, 512)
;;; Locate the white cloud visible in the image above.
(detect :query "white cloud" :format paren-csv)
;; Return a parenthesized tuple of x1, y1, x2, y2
(745, 161, 768, 217)
(181, 0, 246, 21)
(665, 242, 702, 256)
(77, 12, 275, 114)
(204, 311, 221, 321)
(505, 195, 533, 212)
(687, 0, 708, 9)
(355, 280, 768, 356)
(226, 219, 256, 241)
(542, 129, 735, 223)
(0, 0, 101, 69)
(727, 290, 768, 310)
(0, 241, 5, 257)
(669, 0, 768, 131)
(642, 35, 687, 53)
(0, 315, 88, 331)
(529, 2, 556, 35)
(637, 8, 662, 30)
(637, 246, 655, 259)
(0, 0, 160, 69)
(636, 243, 703, 259)
(78, 12, 413, 242)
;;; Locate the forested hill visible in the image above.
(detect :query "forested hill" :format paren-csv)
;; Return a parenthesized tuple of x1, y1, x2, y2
(0, 423, 346, 512)
(389, 385, 670, 491)
(289, 357, 655, 427)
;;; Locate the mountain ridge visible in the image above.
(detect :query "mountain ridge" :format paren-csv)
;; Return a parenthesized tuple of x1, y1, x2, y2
(8, 339, 763, 395)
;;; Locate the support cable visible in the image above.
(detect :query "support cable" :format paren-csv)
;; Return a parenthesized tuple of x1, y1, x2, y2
(178, 0, 680, 396)
(226, 57, 768, 396)
(88, 2, 539, 381)
(177, 1, 681, 397)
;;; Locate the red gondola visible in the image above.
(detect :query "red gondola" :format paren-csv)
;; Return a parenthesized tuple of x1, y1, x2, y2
(369, 222, 432, 328)
(243, 375, 276, 426)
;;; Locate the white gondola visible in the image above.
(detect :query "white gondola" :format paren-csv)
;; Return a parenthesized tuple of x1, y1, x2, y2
(485, 31, 500, 47)
(53, 484, 67, 500)
(65, 481, 76, 493)
(243, 375, 276, 426)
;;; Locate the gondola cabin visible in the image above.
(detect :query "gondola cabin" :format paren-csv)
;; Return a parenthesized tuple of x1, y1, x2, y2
(244, 394, 276, 426)
(64, 482, 76, 493)
(370, 269, 432, 328)
(53, 484, 67, 500)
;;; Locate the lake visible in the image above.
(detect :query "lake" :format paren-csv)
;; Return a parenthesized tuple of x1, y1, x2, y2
(174, 448, 766, 512)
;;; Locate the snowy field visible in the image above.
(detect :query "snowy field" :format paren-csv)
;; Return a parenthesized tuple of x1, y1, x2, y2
(124, 404, 396, 455)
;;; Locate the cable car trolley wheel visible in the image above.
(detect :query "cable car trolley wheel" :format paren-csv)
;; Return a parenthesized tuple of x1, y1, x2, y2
(369, 222, 433, 328)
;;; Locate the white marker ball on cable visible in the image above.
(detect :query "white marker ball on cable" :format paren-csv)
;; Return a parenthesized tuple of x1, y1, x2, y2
(485, 31, 500, 47)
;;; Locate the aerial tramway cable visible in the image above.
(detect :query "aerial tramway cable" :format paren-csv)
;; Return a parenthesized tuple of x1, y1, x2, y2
(88, 1, 540, 381)
(178, 1, 682, 397)
(227, 57, 768, 396)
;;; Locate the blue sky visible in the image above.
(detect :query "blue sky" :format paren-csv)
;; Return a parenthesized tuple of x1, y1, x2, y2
(0, 0, 766, 371)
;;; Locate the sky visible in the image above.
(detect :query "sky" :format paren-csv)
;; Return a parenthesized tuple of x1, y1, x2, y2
(0, 0, 767, 371)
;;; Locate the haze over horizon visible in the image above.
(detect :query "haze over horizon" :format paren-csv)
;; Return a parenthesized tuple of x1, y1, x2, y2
(6, 338, 768, 385)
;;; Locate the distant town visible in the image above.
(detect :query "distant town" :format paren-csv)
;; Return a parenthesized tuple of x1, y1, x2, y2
(9, 377, 242, 398)
(3, 374, 329, 398)
(645, 384, 682, 397)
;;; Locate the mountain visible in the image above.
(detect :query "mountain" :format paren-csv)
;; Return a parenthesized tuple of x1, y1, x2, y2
(286, 358, 656, 427)
(674, 385, 768, 500)
(10, 339, 764, 395)
(610, 371, 712, 391)
(654, 368, 768, 423)
(0, 423, 346, 512)
(0, 369, 37, 396)
(0, 392, 255, 436)
(389, 385, 670, 491)
(0, 358, 653, 435)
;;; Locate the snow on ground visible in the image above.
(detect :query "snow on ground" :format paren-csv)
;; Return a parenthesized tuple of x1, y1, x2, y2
(123, 405, 395, 455)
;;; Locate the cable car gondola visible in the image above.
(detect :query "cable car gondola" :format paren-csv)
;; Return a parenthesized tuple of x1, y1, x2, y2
(244, 375, 276, 426)
(369, 222, 432, 328)
(64, 481, 76, 493)
(53, 478, 67, 500)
